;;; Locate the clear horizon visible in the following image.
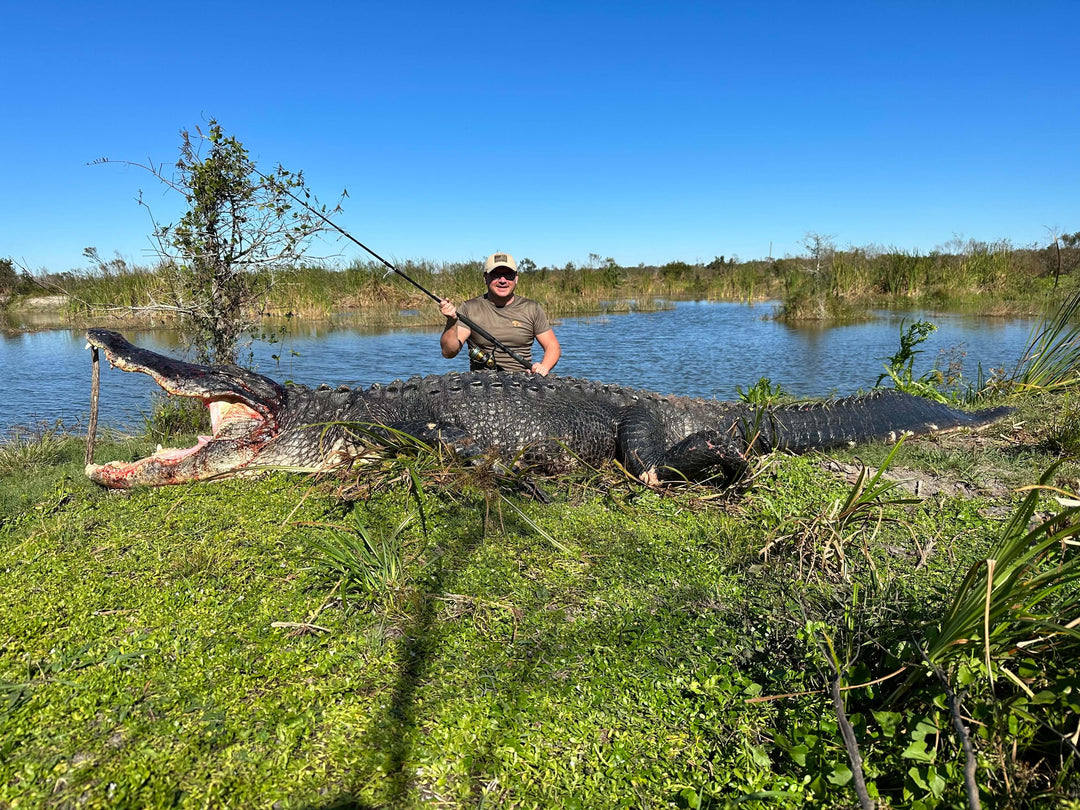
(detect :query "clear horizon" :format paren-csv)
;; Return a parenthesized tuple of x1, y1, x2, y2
(3, 1, 1078, 275)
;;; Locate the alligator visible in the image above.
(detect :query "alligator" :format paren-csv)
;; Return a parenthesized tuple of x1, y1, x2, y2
(83, 329, 1013, 489)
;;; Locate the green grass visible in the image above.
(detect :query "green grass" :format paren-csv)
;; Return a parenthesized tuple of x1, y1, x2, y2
(2, 392, 1079, 808)
(0, 421, 76, 475)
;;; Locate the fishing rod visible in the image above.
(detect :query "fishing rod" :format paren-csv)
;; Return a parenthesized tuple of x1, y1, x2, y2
(257, 171, 532, 371)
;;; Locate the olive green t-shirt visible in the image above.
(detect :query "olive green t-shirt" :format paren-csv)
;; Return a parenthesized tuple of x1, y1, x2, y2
(457, 295, 552, 372)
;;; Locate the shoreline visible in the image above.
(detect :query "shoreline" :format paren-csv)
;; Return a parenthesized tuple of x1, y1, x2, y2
(0, 291, 1051, 335)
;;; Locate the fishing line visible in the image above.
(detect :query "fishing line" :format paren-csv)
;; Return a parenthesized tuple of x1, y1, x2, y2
(253, 170, 532, 370)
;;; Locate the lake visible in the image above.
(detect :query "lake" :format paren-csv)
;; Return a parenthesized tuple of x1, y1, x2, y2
(0, 301, 1036, 436)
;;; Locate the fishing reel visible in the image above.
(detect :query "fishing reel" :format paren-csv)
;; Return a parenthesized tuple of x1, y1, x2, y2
(467, 345, 498, 369)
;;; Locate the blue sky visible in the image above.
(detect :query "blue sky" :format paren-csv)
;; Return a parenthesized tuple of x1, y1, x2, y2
(3, 1, 1078, 275)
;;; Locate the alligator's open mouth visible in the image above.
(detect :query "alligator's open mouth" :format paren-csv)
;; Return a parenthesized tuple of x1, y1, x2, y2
(86, 399, 269, 487)
(83, 330, 284, 488)
(150, 400, 267, 462)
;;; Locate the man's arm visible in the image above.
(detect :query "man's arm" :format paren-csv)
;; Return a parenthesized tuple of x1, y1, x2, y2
(531, 329, 561, 375)
(439, 299, 472, 358)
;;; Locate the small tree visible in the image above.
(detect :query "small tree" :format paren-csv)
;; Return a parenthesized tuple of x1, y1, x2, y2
(802, 231, 836, 276)
(100, 121, 339, 364)
(1058, 230, 1080, 290)
(0, 257, 18, 297)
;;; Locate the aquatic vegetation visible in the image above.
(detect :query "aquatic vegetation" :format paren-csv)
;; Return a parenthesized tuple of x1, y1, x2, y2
(875, 320, 950, 402)
(12, 236, 1079, 333)
(736, 376, 789, 406)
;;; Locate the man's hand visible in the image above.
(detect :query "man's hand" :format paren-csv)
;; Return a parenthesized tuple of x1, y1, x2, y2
(531, 363, 549, 376)
(439, 298, 457, 320)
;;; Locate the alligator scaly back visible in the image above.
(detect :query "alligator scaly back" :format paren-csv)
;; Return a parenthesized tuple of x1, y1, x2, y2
(82, 330, 1013, 488)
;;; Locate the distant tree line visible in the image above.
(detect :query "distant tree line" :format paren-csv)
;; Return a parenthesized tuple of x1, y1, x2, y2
(8, 232, 1080, 324)
(0, 257, 31, 300)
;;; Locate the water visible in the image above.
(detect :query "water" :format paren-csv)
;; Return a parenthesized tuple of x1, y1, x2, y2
(0, 301, 1036, 435)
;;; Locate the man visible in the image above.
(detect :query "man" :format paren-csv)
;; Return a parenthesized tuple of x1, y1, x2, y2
(439, 252, 561, 375)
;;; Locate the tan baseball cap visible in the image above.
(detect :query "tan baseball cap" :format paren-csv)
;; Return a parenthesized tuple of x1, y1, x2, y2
(483, 252, 517, 274)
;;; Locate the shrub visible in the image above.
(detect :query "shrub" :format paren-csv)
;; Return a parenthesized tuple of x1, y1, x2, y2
(0, 257, 19, 297)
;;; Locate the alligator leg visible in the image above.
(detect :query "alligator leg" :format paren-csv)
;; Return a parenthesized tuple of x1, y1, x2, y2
(654, 429, 749, 486)
(616, 405, 750, 486)
(615, 404, 668, 481)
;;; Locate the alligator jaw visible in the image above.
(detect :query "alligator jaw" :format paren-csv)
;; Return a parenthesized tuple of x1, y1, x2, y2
(84, 330, 284, 488)
(84, 432, 266, 487)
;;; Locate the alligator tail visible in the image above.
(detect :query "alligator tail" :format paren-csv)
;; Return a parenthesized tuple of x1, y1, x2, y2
(757, 389, 1013, 454)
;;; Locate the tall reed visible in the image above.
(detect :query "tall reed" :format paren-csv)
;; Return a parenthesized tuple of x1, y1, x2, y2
(18, 239, 1078, 328)
(1010, 288, 1080, 393)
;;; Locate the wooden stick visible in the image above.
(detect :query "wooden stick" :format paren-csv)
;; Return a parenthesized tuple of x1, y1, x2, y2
(831, 675, 875, 810)
(85, 346, 100, 466)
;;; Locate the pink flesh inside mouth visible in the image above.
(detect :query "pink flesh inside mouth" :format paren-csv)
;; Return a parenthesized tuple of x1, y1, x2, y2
(143, 399, 265, 460)
(150, 436, 211, 462)
(207, 398, 263, 432)
(85, 367, 274, 486)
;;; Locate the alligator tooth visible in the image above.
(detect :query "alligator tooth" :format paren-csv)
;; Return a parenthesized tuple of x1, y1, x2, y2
(156, 444, 163, 453)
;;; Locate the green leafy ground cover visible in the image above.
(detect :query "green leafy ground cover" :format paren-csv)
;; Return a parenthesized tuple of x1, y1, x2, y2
(1, 396, 1078, 808)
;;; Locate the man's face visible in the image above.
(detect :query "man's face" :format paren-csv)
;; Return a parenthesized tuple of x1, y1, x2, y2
(485, 267, 518, 297)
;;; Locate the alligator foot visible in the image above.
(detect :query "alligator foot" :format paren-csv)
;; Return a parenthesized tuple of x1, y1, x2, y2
(655, 429, 750, 486)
